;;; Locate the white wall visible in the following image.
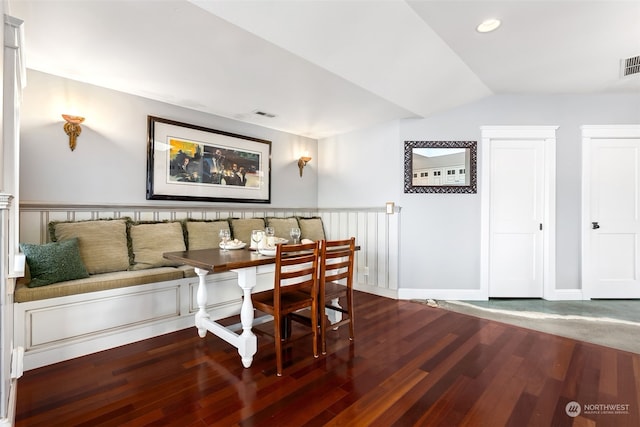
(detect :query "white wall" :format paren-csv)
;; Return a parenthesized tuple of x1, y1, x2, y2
(318, 120, 401, 207)
(19, 71, 640, 297)
(319, 94, 640, 297)
(20, 70, 318, 207)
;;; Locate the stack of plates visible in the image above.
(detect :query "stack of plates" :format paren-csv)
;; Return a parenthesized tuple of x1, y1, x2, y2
(258, 247, 277, 256)
(219, 241, 246, 250)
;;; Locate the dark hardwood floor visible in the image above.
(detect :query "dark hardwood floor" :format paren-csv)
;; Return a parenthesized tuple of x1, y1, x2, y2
(15, 291, 640, 426)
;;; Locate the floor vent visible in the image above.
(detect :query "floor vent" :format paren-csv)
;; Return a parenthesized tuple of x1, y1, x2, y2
(622, 55, 640, 77)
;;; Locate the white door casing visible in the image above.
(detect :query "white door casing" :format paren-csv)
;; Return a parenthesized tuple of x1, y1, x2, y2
(582, 125, 640, 299)
(480, 126, 557, 299)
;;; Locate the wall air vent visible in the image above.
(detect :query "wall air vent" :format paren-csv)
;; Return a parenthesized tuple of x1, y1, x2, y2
(621, 55, 640, 77)
(253, 110, 277, 118)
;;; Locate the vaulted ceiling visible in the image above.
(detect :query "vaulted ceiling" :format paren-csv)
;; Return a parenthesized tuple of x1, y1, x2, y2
(8, 0, 640, 139)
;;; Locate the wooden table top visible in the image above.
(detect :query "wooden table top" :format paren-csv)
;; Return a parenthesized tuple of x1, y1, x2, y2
(163, 248, 276, 273)
(164, 243, 358, 274)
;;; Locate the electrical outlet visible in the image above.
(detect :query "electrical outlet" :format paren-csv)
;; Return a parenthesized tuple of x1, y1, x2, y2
(386, 202, 395, 214)
(363, 266, 369, 275)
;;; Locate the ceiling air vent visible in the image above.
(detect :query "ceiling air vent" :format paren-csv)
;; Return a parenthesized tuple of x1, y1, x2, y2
(621, 55, 640, 77)
(253, 110, 277, 118)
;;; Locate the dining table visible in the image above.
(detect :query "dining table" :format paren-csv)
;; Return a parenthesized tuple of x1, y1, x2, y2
(163, 246, 278, 368)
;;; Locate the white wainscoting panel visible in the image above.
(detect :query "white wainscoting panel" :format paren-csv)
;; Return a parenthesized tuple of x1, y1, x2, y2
(27, 285, 181, 348)
(19, 203, 400, 295)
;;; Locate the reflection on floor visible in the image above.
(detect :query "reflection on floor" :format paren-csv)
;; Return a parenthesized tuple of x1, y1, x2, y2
(431, 298, 640, 354)
(463, 298, 640, 323)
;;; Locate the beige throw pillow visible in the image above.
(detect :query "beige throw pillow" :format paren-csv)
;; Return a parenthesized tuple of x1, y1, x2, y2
(297, 217, 326, 241)
(130, 222, 186, 270)
(52, 219, 130, 274)
(186, 220, 230, 250)
(266, 217, 300, 240)
(229, 218, 265, 244)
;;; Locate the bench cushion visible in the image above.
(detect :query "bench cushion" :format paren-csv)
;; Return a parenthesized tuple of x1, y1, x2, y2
(14, 267, 184, 302)
(130, 222, 186, 270)
(51, 219, 131, 274)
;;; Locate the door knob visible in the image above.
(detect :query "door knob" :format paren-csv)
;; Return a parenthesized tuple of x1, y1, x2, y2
(592, 221, 600, 229)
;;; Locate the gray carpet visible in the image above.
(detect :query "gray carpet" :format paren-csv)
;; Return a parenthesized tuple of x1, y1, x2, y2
(414, 299, 640, 354)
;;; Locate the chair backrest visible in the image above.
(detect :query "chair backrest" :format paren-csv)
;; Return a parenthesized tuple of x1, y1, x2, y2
(320, 238, 355, 287)
(274, 241, 320, 302)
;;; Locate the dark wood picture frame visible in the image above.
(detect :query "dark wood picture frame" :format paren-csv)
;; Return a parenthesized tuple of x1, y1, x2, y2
(146, 116, 271, 203)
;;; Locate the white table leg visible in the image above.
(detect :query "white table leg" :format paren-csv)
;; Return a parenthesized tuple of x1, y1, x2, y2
(232, 266, 258, 368)
(327, 297, 343, 329)
(194, 267, 210, 338)
(192, 266, 258, 368)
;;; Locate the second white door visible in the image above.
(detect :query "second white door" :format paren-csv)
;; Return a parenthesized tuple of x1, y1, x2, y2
(583, 126, 640, 298)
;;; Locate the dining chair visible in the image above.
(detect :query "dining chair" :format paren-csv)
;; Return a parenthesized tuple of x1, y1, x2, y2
(251, 241, 320, 376)
(319, 237, 356, 354)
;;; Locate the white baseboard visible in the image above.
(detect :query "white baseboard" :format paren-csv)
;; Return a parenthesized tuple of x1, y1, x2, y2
(397, 288, 487, 301)
(398, 287, 585, 301)
(0, 379, 17, 427)
(354, 283, 397, 299)
(544, 289, 584, 300)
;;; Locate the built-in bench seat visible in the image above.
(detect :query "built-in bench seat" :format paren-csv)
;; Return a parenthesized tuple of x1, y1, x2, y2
(14, 212, 332, 370)
(15, 204, 399, 371)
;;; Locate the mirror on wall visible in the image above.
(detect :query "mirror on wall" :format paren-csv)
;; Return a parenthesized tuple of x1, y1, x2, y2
(404, 140, 477, 194)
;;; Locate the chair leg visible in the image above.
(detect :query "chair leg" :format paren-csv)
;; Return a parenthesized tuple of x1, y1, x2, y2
(274, 312, 283, 376)
(312, 301, 319, 358)
(347, 290, 355, 341)
(281, 315, 291, 340)
(320, 309, 327, 355)
(319, 291, 327, 355)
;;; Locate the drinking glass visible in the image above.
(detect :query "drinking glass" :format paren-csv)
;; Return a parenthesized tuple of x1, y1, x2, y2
(219, 229, 230, 251)
(265, 226, 275, 247)
(251, 229, 264, 254)
(290, 227, 301, 244)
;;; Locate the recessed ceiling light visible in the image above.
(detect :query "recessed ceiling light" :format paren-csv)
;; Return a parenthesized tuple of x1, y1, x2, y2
(477, 18, 501, 33)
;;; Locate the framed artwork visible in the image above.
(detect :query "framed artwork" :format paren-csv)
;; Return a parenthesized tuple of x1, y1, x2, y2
(404, 140, 477, 194)
(146, 116, 271, 203)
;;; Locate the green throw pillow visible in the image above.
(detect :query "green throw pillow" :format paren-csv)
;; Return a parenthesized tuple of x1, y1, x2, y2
(19, 238, 90, 287)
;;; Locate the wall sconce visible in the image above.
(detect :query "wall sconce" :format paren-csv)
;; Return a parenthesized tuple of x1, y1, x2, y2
(62, 114, 85, 151)
(298, 156, 312, 177)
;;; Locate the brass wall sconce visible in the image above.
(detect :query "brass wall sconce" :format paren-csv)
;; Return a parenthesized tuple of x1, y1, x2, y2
(62, 114, 85, 151)
(298, 156, 312, 177)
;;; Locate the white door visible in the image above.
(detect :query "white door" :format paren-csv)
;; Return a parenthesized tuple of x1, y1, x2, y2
(488, 140, 545, 297)
(481, 126, 557, 300)
(583, 126, 640, 298)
